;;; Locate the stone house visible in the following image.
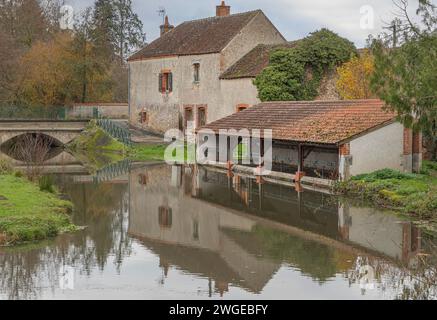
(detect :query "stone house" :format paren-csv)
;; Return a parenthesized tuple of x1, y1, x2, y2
(200, 99, 423, 182)
(127, 1, 286, 134)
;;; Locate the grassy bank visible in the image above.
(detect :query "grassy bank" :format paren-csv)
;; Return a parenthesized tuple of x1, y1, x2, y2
(69, 122, 193, 163)
(334, 161, 437, 220)
(67, 122, 127, 170)
(0, 174, 76, 245)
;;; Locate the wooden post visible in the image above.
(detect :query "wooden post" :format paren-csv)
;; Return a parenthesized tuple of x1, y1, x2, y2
(295, 144, 305, 182)
(226, 135, 233, 178)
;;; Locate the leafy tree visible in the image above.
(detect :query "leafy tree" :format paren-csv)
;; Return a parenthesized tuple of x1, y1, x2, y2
(70, 7, 112, 103)
(112, 0, 145, 62)
(254, 29, 357, 101)
(0, 30, 22, 103)
(370, 0, 437, 159)
(92, 0, 116, 61)
(17, 33, 76, 106)
(92, 0, 144, 63)
(336, 50, 375, 99)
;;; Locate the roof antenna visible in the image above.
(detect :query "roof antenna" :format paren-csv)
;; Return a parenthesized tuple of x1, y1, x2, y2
(157, 7, 166, 25)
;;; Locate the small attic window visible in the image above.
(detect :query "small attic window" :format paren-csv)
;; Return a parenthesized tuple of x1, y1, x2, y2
(193, 63, 200, 83)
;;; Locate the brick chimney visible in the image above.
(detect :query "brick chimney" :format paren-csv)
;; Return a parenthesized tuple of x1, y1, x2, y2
(160, 16, 174, 36)
(216, 1, 231, 17)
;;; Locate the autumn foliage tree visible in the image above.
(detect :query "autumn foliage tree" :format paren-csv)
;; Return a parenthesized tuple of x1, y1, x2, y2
(0, 0, 144, 106)
(336, 50, 375, 100)
(17, 33, 76, 106)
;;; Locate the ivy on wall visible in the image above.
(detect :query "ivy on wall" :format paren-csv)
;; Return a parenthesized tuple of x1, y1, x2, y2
(254, 29, 357, 102)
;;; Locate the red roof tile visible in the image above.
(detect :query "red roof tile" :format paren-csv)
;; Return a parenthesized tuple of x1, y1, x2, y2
(201, 100, 397, 144)
(128, 11, 262, 61)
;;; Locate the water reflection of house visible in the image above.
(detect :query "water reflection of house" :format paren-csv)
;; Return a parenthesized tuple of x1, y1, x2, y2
(128, 165, 280, 294)
(128, 165, 422, 295)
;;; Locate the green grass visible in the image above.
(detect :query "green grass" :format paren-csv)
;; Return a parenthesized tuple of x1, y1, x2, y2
(335, 165, 437, 219)
(68, 123, 127, 153)
(129, 144, 167, 161)
(0, 175, 76, 245)
(129, 143, 195, 163)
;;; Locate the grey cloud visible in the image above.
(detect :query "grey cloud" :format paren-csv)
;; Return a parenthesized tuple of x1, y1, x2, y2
(67, 0, 421, 47)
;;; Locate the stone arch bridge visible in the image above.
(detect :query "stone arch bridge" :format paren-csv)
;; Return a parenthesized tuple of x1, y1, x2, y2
(0, 120, 89, 146)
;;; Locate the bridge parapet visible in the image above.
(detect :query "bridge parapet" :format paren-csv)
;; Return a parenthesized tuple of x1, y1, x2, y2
(0, 120, 89, 145)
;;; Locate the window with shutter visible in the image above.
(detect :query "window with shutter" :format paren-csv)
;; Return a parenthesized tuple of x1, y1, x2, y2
(159, 71, 173, 93)
(159, 73, 163, 92)
(168, 72, 173, 92)
(197, 106, 207, 127)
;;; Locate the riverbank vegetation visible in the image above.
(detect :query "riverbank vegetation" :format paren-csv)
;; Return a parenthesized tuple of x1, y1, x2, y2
(254, 28, 357, 101)
(0, 163, 76, 246)
(334, 161, 437, 220)
(68, 122, 189, 164)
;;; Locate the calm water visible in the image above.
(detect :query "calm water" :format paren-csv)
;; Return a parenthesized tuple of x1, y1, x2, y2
(1, 158, 437, 300)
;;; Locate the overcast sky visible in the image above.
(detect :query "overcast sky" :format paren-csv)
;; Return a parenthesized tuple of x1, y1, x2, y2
(67, 0, 422, 47)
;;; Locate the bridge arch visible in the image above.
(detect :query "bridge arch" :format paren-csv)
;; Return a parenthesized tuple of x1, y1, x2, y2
(0, 120, 87, 146)
(0, 132, 64, 147)
(0, 132, 65, 162)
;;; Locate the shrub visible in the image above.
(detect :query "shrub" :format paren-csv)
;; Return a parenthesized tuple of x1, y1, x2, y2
(0, 159, 12, 175)
(254, 28, 357, 101)
(352, 169, 416, 182)
(421, 161, 437, 175)
(14, 170, 23, 178)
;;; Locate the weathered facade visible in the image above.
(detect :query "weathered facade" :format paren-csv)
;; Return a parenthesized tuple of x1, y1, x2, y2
(128, 2, 286, 134)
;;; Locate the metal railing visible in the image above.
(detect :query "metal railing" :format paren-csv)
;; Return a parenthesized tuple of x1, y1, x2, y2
(95, 118, 132, 146)
(93, 158, 132, 184)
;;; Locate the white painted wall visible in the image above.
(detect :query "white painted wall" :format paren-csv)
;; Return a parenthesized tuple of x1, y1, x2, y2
(349, 122, 404, 176)
(346, 206, 404, 260)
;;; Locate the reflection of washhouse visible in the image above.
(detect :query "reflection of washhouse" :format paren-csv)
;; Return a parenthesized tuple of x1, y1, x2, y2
(191, 165, 422, 266)
(128, 165, 423, 296)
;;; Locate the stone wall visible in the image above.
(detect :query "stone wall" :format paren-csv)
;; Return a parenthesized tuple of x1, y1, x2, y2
(67, 103, 128, 119)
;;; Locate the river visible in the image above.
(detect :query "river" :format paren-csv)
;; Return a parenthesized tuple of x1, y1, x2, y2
(0, 154, 436, 300)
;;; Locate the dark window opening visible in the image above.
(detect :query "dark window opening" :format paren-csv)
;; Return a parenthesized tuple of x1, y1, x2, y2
(193, 63, 200, 83)
(185, 107, 193, 130)
(159, 72, 173, 93)
(138, 174, 148, 185)
(193, 220, 199, 240)
(197, 107, 207, 127)
(139, 111, 148, 124)
(158, 206, 172, 228)
(236, 104, 249, 112)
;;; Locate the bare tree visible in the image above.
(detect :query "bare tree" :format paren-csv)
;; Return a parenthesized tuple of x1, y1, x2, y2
(9, 133, 55, 180)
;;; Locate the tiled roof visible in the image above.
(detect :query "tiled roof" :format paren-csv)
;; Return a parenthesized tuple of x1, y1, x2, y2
(220, 41, 300, 79)
(201, 100, 397, 144)
(128, 11, 262, 61)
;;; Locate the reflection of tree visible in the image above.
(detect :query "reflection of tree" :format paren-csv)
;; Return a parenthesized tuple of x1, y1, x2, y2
(348, 236, 437, 299)
(61, 180, 132, 272)
(0, 179, 132, 299)
(223, 226, 352, 283)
